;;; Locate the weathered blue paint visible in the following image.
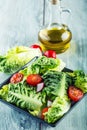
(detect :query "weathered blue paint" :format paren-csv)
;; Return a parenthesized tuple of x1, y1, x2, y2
(0, 0, 87, 130)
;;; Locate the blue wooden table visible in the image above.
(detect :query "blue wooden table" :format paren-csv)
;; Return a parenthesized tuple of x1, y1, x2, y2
(0, 0, 87, 130)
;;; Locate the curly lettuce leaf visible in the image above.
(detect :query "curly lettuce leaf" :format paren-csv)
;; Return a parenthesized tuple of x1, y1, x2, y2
(42, 70, 72, 100)
(68, 70, 87, 93)
(0, 46, 42, 73)
(45, 96, 71, 123)
(20, 56, 66, 76)
(0, 85, 8, 100)
(42, 71, 71, 123)
(0, 81, 46, 116)
(73, 70, 87, 93)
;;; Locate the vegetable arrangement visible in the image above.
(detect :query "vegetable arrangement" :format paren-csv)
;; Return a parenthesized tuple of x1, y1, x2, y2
(0, 45, 87, 124)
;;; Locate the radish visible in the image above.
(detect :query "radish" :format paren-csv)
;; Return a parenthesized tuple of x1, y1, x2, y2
(37, 82, 44, 92)
(47, 100, 52, 107)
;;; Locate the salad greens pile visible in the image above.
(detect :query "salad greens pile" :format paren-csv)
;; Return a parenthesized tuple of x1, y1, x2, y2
(0, 46, 42, 73)
(20, 56, 66, 75)
(0, 56, 87, 124)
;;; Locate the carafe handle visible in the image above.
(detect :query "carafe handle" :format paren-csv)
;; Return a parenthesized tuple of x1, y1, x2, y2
(60, 7, 71, 26)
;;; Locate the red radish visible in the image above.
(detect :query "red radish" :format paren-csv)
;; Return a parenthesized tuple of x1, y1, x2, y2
(43, 50, 56, 58)
(37, 82, 44, 92)
(30, 44, 42, 52)
(47, 100, 52, 107)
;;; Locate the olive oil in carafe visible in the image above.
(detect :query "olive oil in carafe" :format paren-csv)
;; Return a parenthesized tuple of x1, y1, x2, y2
(38, 25, 72, 53)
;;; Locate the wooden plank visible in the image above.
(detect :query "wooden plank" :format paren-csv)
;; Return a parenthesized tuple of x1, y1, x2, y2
(0, 0, 87, 130)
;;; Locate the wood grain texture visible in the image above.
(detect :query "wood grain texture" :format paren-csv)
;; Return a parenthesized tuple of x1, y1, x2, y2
(0, 0, 87, 130)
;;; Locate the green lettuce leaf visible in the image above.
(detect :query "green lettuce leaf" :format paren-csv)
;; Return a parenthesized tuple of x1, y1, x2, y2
(42, 71, 71, 123)
(42, 70, 72, 100)
(0, 81, 46, 116)
(0, 46, 42, 73)
(45, 95, 71, 123)
(0, 85, 8, 100)
(20, 56, 65, 76)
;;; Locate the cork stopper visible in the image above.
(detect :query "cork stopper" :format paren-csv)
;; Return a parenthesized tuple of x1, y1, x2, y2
(51, 0, 58, 4)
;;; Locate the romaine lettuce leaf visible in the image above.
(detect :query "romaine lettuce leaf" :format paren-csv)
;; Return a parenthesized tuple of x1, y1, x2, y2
(42, 71, 71, 123)
(0, 46, 42, 73)
(45, 96, 71, 123)
(42, 70, 72, 100)
(0, 81, 46, 116)
(20, 56, 65, 76)
(0, 85, 8, 100)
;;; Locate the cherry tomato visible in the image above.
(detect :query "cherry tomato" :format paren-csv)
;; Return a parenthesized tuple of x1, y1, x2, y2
(68, 86, 84, 102)
(41, 107, 49, 119)
(30, 44, 42, 51)
(10, 73, 24, 84)
(26, 74, 42, 86)
(43, 50, 56, 58)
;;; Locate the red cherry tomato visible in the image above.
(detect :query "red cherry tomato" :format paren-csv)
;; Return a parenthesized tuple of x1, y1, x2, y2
(68, 86, 84, 102)
(43, 50, 56, 58)
(41, 107, 49, 119)
(30, 44, 42, 51)
(26, 74, 42, 86)
(10, 73, 24, 84)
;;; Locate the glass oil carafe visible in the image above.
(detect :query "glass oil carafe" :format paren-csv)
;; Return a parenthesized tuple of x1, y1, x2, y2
(38, 0, 72, 54)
